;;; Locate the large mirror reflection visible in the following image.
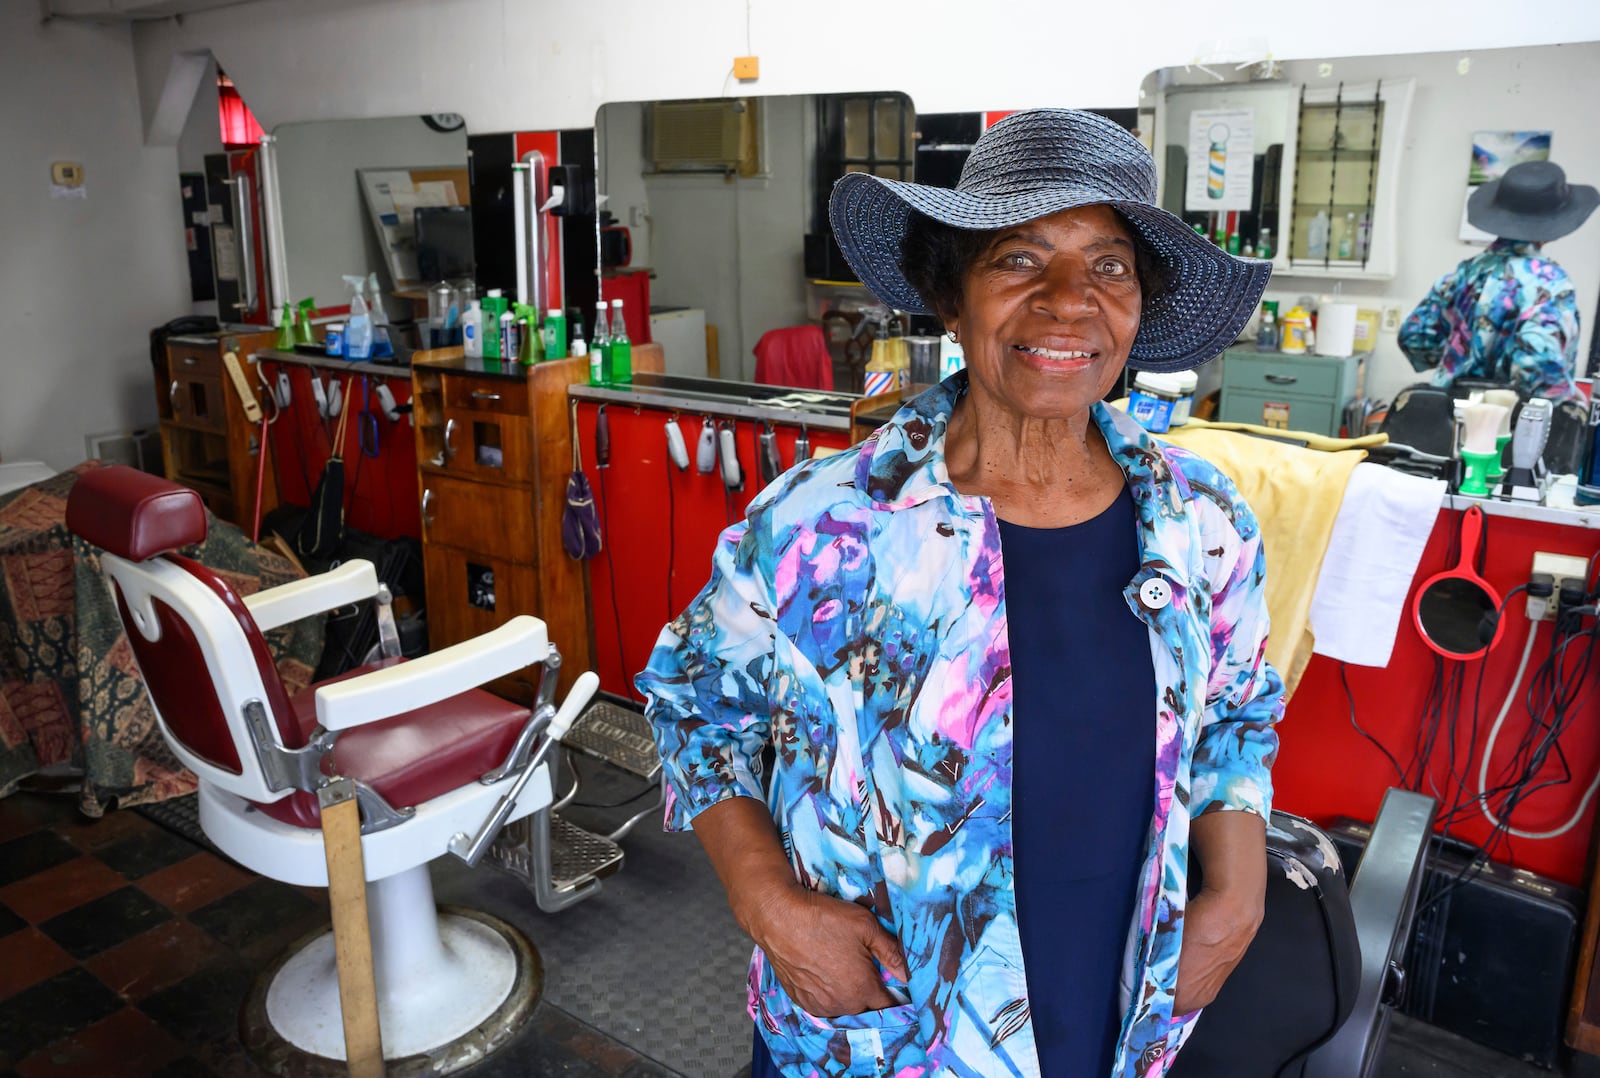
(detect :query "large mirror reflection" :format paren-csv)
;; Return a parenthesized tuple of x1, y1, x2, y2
(1140, 42, 1599, 414)
(596, 92, 935, 389)
(272, 113, 472, 350)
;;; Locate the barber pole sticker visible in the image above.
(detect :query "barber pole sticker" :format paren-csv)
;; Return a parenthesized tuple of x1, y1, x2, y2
(864, 370, 897, 396)
(1262, 401, 1290, 429)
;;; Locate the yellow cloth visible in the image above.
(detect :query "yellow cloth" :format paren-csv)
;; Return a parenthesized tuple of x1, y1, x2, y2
(1175, 414, 1389, 453)
(1157, 423, 1367, 698)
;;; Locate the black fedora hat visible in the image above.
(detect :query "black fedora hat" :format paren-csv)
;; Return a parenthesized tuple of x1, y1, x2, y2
(827, 109, 1271, 373)
(1468, 160, 1598, 243)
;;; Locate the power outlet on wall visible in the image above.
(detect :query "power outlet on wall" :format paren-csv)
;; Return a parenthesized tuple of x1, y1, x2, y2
(1528, 551, 1590, 619)
(1381, 305, 1402, 333)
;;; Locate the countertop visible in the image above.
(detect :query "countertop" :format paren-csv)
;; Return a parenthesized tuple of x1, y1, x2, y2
(568, 373, 861, 431)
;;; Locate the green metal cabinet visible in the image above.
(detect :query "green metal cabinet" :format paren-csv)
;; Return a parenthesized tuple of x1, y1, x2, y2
(1217, 350, 1360, 437)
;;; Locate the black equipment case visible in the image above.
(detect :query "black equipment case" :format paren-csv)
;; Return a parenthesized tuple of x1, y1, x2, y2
(1327, 817, 1581, 1068)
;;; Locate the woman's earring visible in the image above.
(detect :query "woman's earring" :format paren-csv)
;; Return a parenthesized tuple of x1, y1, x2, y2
(947, 330, 958, 343)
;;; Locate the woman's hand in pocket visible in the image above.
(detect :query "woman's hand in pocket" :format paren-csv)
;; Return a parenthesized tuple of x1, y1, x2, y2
(748, 883, 909, 1018)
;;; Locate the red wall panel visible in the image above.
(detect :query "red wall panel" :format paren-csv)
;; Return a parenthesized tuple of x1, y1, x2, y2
(258, 360, 420, 541)
(576, 400, 851, 703)
(1275, 507, 1600, 886)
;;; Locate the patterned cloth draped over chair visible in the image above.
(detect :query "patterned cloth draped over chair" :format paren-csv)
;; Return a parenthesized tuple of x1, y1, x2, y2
(0, 463, 323, 814)
(752, 326, 834, 390)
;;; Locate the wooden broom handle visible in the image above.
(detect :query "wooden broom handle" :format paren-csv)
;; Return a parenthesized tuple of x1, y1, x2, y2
(319, 778, 385, 1077)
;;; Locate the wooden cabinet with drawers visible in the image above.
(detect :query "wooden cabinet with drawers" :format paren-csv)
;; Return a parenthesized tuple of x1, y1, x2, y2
(411, 346, 663, 701)
(1218, 349, 1361, 437)
(157, 330, 278, 531)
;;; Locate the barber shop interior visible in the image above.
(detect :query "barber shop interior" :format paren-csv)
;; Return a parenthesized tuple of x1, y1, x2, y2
(10, 4, 1600, 1077)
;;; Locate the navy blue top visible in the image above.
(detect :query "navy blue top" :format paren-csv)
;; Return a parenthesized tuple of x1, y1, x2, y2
(1002, 485, 1156, 1075)
(751, 486, 1155, 1078)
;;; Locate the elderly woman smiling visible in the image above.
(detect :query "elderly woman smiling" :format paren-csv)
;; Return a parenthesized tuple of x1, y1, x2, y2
(639, 109, 1283, 1078)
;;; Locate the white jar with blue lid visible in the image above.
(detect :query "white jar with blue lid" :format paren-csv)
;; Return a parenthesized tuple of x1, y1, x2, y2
(1128, 372, 1184, 433)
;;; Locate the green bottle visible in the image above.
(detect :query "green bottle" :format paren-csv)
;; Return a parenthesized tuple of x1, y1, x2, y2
(608, 298, 632, 385)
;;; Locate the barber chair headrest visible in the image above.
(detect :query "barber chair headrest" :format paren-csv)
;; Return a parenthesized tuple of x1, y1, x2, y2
(66, 466, 207, 561)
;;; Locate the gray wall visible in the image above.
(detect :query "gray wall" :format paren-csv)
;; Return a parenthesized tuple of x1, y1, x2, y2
(0, 8, 188, 469)
(273, 116, 469, 310)
(600, 96, 812, 381)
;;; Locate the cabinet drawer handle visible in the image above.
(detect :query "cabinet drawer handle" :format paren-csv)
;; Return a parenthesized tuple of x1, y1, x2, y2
(443, 418, 457, 459)
(471, 390, 502, 402)
(1264, 373, 1299, 385)
(422, 488, 435, 527)
(169, 380, 181, 410)
(183, 356, 200, 367)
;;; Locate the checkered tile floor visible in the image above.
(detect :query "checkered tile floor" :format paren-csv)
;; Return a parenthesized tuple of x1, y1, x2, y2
(0, 791, 681, 1076)
(6, 781, 1583, 1078)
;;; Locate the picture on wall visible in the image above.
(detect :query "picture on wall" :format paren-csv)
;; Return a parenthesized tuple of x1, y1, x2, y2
(1460, 129, 1552, 243)
(1185, 108, 1256, 213)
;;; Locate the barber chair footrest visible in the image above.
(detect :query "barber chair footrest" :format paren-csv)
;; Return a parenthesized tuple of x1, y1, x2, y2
(549, 812, 625, 891)
(563, 701, 661, 780)
(485, 810, 623, 912)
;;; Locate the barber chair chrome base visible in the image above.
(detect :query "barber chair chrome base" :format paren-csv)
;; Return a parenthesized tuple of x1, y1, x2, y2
(242, 899, 540, 1075)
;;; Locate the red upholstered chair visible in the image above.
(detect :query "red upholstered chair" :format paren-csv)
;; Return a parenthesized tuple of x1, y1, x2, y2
(65, 465, 603, 1072)
(753, 325, 836, 390)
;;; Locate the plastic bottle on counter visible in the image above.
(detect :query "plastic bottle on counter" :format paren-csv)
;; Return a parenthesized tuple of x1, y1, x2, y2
(543, 308, 567, 360)
(608, 298, 632, 385)
(591, 301, 611, 383)
(462, 300, 484, 359)
(1256, 301, 1279, 351)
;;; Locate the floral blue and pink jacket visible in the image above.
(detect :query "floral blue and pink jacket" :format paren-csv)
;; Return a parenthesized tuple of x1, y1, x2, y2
(638, 375, 1284, 1078)
(1399, 238, 1582, 400)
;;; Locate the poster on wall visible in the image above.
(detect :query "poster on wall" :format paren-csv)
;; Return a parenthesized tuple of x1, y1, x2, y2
(1185, 109, 1255, 212)
(1460, 130, 1552, 243)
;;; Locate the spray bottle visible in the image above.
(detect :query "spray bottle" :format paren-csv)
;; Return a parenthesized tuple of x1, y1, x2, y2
(342, 275, 373, 360)
(514, 304, 541, 364)
(366, 272, 394, 358)
(275, 303, 295, 349)
(295, 298, 317, 346)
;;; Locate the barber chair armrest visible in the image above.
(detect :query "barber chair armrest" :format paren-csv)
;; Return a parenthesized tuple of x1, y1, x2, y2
(244, 560, 380, 631)
(314, 616, 550, 732)
(1304, 788, 1438, 1078)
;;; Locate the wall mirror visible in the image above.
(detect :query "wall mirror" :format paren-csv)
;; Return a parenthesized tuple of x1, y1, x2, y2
(1140, 42, 1599, 404)
(595, 92, 935, 387)
(272, 114, 473, 328)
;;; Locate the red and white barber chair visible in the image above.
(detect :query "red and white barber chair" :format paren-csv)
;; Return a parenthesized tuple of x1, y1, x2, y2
(66, 466, 606, 1073)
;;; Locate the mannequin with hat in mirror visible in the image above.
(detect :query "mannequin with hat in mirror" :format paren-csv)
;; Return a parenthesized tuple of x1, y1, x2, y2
(1399, 160, 1599, 400)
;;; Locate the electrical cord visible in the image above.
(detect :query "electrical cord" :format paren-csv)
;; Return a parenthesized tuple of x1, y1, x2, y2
(1477, 603, 1600, 840)
(1339, 661, 1406, 785)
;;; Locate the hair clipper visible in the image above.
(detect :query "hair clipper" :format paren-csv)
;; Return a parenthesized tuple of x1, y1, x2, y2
(759, 422, 781, 486)
(718, 422, 743, 490)
(696, 418, 717, 474)
(1503, 397, 1551, 502)
(374, 383, 401, 422)
(665, 418, 689, 470)
(595, 405, 611, 468)
(793, 426, 810, 464)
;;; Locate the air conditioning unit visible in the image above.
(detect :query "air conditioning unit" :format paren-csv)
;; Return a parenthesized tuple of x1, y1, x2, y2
(648, 99, 759, 174)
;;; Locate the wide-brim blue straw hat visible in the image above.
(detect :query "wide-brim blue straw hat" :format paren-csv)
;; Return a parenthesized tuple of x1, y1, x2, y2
(828, 109, 1272, 373)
